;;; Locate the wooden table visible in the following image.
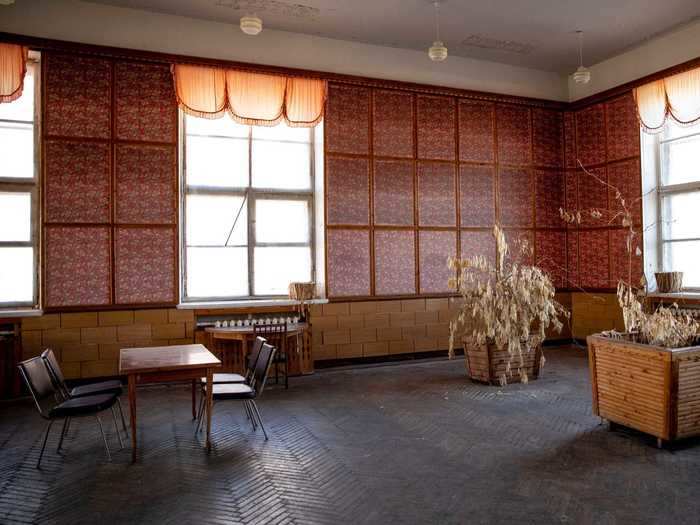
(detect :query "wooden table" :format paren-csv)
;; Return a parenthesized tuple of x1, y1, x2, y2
(119, 344, 221, 462)
(205, 323, 312, 375)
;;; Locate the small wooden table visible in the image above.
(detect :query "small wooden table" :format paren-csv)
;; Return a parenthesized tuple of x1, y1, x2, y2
(119, 344, 221, 462)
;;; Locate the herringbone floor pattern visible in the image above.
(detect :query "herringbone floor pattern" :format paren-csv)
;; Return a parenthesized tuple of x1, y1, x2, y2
(2, 347, 700, 524)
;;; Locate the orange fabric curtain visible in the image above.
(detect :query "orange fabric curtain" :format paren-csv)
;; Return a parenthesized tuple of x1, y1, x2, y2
(0, 43, 28, 103)
(634, 66, 700, 132)
(172, 64, 326, 127)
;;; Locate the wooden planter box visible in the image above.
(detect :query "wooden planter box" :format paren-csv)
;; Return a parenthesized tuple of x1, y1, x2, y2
(464, 338, 542, 385)
(587, 334, 700, 447)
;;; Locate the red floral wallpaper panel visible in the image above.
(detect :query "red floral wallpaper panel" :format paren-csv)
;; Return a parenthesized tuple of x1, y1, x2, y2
(535, 170, 565, 228)
(327, 229, 371, 296)
(496, 104, 531, 166)
(606, 93, 640, 162)
(458, 101, 495, 163)
(373, 89, 414, 158)
(460, 230, 496, 266)
(609, 227, 644, 288)
(460, 165, 495, 227)
(44, 140, 111, 224)
(565, 171, 578, 227)
(578, 229, 610, 288)
(115, 62, 177, 144)
(45, 226, 111, 307)
(374, 159, 414, 226)
(116, 144, 177, 225)
(374, 230, 416, 295)
(115, 227, 176, 304)
(498, 168, 534, 227)
(326, 156, 369, 225)
(416, 95, 455, 161)
(326, 84, 370, 155)
(563, 111, 577, 169)
(419, 231, 456, 294)
(417, 162, 456, 226)
(575, 103, 607, 167)
(44, 54, 112, 139)
(577, 167, 608, 227)
(504, 229, 535, 266)
(607, 158, 642, 226)
(535, 230, 567, 288)
(566, 231, 579, 288)
(532, 108, 563, 168)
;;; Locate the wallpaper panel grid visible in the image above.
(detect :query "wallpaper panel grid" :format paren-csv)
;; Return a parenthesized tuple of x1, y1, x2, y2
(325, 82, 581, 298)
(42, 52, 178, 309)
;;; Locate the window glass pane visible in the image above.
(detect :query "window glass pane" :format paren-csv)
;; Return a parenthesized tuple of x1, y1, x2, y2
(185, 135, 248, 188)
(0, 247, 33, 303)
(0, 192, 31, 241)
(186, 194, 247, 246)
(185, 114, 248, 138)
(254, 247, 311, 295)
(664, 240, 700, 288)
(0, 71, 33, 122)
(252, 140, 311, 190)
(187, 247, 248, 298)
(255, 199, 309, 243)
(662, 136, 700, 186)
(0, 123, 34, 179)
(663, 120, 700, 141)
(662, 191, 700, 240)
(252, 122, 310, 143)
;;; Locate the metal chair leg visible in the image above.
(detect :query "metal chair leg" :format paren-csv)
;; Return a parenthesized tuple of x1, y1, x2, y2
(250, 401, 268, 441)
(37, 420, 54, 469)
(111, 406, 124, 450)
(195, 393, 207, 435)
(244, 400, 257, 431)
(57, 417, 69, 452)
(95, 414, 112, 462)
(116, 398, 128, 433)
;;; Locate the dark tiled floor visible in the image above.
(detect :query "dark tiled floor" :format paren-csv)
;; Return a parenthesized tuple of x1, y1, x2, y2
(2, 346, 700, 524)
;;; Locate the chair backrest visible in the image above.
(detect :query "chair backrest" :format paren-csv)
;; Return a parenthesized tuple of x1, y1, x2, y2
(18, 357, 58, 417)
(246, 336, 266, 381)
(41, 348, 69, 398)
(254, 323, 286, 354)
(251, 343, 276, 395)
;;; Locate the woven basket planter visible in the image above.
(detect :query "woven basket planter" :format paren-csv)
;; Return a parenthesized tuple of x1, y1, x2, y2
(587, 333, 700, 447)
(655, 272, 683, 293)
(463, 337, 543, 385)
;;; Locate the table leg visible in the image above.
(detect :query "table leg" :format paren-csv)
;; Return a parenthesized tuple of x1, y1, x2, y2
(205, 367, 213, 452)
(191, 379, 197, 419)
(128, 374, 137, 463)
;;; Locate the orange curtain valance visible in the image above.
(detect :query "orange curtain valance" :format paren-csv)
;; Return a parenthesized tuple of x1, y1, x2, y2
(0, 43, 28, 103)
(171, 64, 326, 127)
(634, 66, 700, 133)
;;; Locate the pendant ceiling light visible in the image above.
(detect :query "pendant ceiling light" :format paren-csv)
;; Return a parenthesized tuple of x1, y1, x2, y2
(428, 1, 447, 62)
(240, 14, 263, 36)
(572, 30, 591, 84)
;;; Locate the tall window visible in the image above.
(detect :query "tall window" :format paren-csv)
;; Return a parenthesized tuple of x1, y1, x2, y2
(182, 115, 315, 301)
(0, 62, 38, 308)
(658, 120, 700, 289)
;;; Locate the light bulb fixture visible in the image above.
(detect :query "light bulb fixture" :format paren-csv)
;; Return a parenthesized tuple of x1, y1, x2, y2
(240, 15, 263, 36)
(428, 1, 447, 62)
(572, 30, 591, 84)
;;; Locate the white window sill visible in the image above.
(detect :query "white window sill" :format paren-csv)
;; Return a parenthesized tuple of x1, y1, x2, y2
(0, 309, 43, 318)
(648, 291, 700, 300)
(177, 298, 328, 309)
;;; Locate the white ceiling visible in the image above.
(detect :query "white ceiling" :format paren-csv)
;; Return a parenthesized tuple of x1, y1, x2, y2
(85, 0, 700, 73)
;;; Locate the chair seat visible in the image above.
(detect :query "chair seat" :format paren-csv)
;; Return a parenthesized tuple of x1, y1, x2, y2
(201, 373, 246, 384)
(209, 383, 256, 400)
(49, 393, 117, 418)
(70, 379, 123, 397)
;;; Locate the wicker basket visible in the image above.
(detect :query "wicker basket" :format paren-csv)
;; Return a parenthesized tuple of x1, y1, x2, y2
(655, 272, 683, 293)
(463, 337, 542, 385)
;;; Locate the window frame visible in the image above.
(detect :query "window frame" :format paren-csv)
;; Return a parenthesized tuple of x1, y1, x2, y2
(0, 60, 40, 310)
(656, 125, 700, 291)
(179, 114, 316, 302)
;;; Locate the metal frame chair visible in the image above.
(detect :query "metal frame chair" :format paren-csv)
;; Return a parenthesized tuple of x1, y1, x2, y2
(41, 348, 128, 438)
(18, 357, 122, 468)
(196, 342, 276, 440)
(254, 323, 288, 389)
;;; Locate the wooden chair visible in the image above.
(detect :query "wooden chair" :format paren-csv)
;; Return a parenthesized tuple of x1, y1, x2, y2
(254, 323, 289, 389)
